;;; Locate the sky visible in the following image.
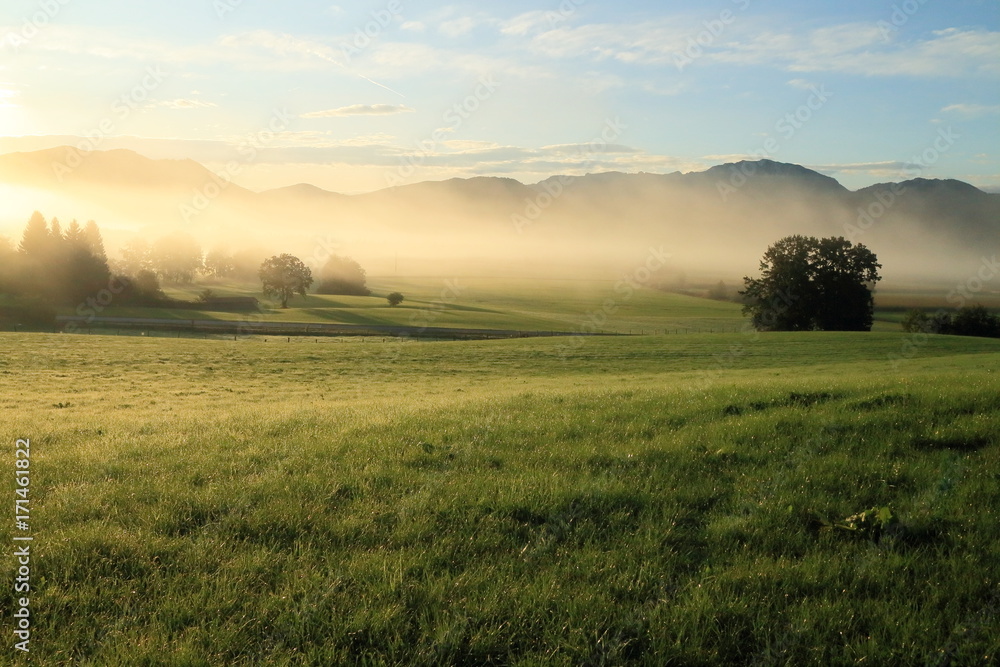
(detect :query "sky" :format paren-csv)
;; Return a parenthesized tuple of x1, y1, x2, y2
(0, 0, 998, 194)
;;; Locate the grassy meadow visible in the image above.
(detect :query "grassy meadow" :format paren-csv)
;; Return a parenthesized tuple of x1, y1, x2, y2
(2, 326, 1000, 665)
(68, 277, 750, 335)
(52, 276, 996, 337)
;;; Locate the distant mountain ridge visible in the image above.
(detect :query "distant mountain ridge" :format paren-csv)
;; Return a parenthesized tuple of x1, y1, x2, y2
(0, 147, 995, 282)
(3, 146, 991, 199)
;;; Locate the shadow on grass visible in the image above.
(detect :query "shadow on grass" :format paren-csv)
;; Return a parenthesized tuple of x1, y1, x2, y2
(911, 435, 992, 452)
(299, 308, 399, 326)
(723, 391, 845, 417)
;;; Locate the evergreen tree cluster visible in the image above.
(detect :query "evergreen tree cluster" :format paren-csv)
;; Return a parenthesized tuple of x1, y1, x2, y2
(3, 211, 111, 305)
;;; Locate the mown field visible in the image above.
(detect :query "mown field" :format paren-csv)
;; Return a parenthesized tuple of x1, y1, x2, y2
(63, 277, 759, 335)
(2, 330, 999, 665)
(52, 276, 996, 337)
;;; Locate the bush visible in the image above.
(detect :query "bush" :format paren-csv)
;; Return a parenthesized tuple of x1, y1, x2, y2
(902, 306, 1000, 338)
(951, 305, 1000, 337)
(315, 255, 370, 296)
(119, 271, 167, 306)
(901, 309, 930, 333)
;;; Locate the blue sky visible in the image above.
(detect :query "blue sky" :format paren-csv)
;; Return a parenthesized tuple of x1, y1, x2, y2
(0, 0, 998, 193)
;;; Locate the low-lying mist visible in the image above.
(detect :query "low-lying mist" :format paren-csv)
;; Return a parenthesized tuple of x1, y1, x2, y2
(1, 151, 995, 291)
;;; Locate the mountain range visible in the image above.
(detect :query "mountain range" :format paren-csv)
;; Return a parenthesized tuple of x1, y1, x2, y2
(0, 147, 996, 283)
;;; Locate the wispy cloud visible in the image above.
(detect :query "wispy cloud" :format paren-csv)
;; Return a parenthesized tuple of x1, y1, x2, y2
(517, 18, 1000, 78)
(711, 26, 1000, 77)
(808, 161, 914, 183)
(301, 104, 415, 118)
(437, 13, 503, 38)
(151, 98, 217, 110)
(787, 78, 817, 90)
(941, 103, 1000, 117)
(500, 11, 564, 37)
(339, 132, 397, 146)
(813, 161, 909, 173)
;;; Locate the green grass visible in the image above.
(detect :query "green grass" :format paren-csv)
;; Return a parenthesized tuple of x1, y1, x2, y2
(2, 332, 1000, 665)
(75, 277, 748, 334)
(74, 277, 991, 337)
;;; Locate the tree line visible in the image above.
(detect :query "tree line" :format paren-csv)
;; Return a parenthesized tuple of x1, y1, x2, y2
(0, 212, 170, 312)
(741, 235, 998, 338)
(0, 212, 389, 326)
(1, 212, 109, 304)
(903, 306, 1000, 338)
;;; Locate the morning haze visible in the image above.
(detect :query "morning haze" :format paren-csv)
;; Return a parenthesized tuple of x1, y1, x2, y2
(0, 147, 995, 286)
(2, 0, 999, 664)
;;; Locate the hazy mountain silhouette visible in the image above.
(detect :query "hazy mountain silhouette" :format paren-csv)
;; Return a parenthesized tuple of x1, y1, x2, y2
(0, 147, 255, 195)
(0, 147, 995, 282)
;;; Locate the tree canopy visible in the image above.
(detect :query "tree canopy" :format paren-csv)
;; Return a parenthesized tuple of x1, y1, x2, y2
(258, 254, 313, 308)
(315, 255, 370, 296)
(10, 211, 111, 305)
(152, 234, 203, 284)
(740, 235, 881, 331)
(903, 306, 1000, 338)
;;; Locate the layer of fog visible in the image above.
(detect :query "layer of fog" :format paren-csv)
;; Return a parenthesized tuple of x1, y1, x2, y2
(0, 174, 991, 292)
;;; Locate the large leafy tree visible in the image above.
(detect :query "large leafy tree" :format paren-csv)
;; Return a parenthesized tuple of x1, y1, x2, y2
(118, 239, 153, 276)
(258, 254, 313, 308)
(204, 248, 235, 278)
(740, 235, 881, 331)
